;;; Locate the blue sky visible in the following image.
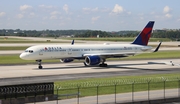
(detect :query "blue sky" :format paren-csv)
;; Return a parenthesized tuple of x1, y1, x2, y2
(0, 0, 180, 31)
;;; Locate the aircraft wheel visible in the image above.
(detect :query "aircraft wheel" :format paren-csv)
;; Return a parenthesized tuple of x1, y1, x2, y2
(104, 64, 107, 67)
(39, 65, 43, 69)
(99, 63, 108, 67)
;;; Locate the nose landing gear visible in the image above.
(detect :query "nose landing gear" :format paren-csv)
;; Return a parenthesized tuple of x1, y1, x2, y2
(36, 60, 43, 69)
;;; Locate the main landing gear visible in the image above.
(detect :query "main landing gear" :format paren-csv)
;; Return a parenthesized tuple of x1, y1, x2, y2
(99, 59, 108, 67)
(36, 60, 43, 69)
(99, 63, 107, 67)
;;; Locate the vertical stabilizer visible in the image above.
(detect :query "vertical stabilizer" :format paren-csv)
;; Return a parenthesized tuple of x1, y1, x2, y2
(132, 21, 155, 46)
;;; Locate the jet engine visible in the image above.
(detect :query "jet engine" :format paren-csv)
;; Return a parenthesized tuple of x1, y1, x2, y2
(60, 58, 74, 63)
(85, 56, 101, 65)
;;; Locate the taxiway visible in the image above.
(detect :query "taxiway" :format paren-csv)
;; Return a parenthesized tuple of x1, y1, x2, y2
(0, 59, 180, 86)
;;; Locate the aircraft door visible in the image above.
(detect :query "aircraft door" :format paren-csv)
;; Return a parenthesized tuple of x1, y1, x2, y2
(39, 50, 43, 55)
(68, 48, 72, 55)
(134, 47, 137, 53)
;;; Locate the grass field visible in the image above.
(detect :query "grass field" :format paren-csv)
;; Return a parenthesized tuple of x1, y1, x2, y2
(0, 37, 72, 43)
(125, 50, 180, 59)
(66, 37, 171, 42)
(0, 40, 71, 43)
(0, 46, 28, 50)
(0, 37, 171, 43)
(55, 73, 180, 98)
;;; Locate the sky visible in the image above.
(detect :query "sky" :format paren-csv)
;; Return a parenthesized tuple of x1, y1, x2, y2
(0, 0, 180, 31)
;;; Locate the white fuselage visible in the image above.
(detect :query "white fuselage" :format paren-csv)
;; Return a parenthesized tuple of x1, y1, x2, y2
(20, 43, 152, 60)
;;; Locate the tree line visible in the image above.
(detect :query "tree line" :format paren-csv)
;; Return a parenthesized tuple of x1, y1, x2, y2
(0, 29, 180, 40)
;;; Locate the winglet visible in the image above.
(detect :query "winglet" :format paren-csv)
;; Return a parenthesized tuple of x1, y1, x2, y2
(154, 42, 162, 52)
(132, 21, 155, 46)
(71, 39, 74, 45)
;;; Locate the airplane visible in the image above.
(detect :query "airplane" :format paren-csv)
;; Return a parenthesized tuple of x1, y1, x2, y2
(20, 21, 160, 69)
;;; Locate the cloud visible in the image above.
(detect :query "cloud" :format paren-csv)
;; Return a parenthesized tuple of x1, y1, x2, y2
(165, 13, 172, 18)
(163, 6, 170, 13)
(163, 6, 172, 18)
(101, 8, 110, 12)
(112, 4, 123, 13)
(127, 11, 131, 15)
(137, 13, 145, 20)
(50, 11, 60, 15)
(82, 7, 110, 14)
(83, 7, 99, 12)
(92, 7, 98, 12)
(20, 5, 32, 11)
(83, 8, 90, 11)
(177, 18, 180, 22)
(17, 14, 24, 19)
(82, 8, 91, 14)
(50, 15, 57, 20)
(63, 4, 69, 13)
(150, 11, 155, 15)
(29, 12, 35, 18)
(91, 16, 100, 23)
(140, 17, 144, 20)
(30, 12, 35, 16)
(0, 12, 6, 17)
(49, 11, 60, 19)
(39, 5, 54, 9)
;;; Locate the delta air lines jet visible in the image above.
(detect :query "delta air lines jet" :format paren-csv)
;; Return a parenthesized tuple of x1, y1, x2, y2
(20, 21, 159, 69)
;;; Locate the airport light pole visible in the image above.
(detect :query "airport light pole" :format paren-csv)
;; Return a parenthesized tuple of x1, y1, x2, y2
(114, 82, 118, 104)
(162, 77, 167, 103)
(177, 77, 180, 98)
(146, 79, 151, 103)
(97, 84, 100, 104)
(179, 79, 180, 98)
(9, 87, 12, 104)
(77, 85, 80, 104)
(34, 85, 37, 104)
(132, 81, 135, 103)
(56, 86, 61, 104)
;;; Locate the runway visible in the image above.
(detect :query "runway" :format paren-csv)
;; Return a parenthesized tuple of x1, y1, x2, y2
(0, 59, 180, 86)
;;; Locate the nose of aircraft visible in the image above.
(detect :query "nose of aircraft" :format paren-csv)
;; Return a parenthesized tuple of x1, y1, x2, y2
(19, 53, 27, 60)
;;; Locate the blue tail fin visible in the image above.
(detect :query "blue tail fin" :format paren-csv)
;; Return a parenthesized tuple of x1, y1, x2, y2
(132, 21, 155, 46)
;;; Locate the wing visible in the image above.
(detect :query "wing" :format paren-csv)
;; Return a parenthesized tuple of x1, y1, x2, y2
(83, 52, 136, 58)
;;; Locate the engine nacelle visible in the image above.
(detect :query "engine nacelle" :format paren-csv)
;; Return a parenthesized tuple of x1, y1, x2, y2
(85, 56, 101, 65)
(60, 58, 74, 63)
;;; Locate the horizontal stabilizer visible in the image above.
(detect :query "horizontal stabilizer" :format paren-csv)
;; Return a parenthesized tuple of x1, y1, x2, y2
(148, 61, 179, 66)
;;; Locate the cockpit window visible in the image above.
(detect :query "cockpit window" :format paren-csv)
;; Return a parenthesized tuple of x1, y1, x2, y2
(29, 50, 33, 53)
(24, 50, 33, 53)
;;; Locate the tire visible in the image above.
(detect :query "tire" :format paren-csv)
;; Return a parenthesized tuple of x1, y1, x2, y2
(39, 66, 43, 69)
